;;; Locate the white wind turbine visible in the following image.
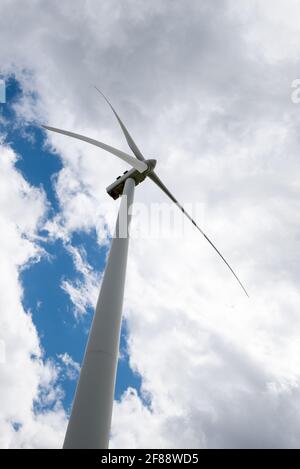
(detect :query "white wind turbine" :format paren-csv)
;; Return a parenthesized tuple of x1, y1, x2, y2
(43, 88, 248, 449)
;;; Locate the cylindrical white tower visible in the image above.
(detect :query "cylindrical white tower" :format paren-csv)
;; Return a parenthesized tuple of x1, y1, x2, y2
(63, 177, 135, 449)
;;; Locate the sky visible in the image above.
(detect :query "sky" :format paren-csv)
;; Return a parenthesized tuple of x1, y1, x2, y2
(1, 0, 300, 449)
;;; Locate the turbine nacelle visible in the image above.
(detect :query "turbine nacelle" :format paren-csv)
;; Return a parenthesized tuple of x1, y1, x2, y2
(106, 158, 157, 200)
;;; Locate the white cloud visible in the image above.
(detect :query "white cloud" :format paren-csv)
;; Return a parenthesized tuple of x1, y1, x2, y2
(60, 244, 100, 319)
(0, 144, 67, 448)
(1, 0, 300, 448)
(58, 352, 80, 380)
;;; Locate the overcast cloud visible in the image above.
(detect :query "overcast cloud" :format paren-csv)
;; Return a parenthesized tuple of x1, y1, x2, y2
(1, 0, 300, 448)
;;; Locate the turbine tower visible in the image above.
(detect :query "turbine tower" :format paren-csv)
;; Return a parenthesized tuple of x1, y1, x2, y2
(43, 88, 248, 449)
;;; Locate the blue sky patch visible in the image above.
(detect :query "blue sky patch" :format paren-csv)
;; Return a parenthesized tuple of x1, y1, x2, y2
(0, 79, 5, 103)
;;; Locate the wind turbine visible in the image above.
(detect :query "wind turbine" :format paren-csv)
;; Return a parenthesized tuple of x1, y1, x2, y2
(43, 88, 248, 449)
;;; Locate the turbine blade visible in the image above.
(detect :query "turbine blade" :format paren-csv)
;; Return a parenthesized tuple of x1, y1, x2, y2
(42, 125, 148, 173)
(94, 86, 146, 162)
(149, 171, 249, 297)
